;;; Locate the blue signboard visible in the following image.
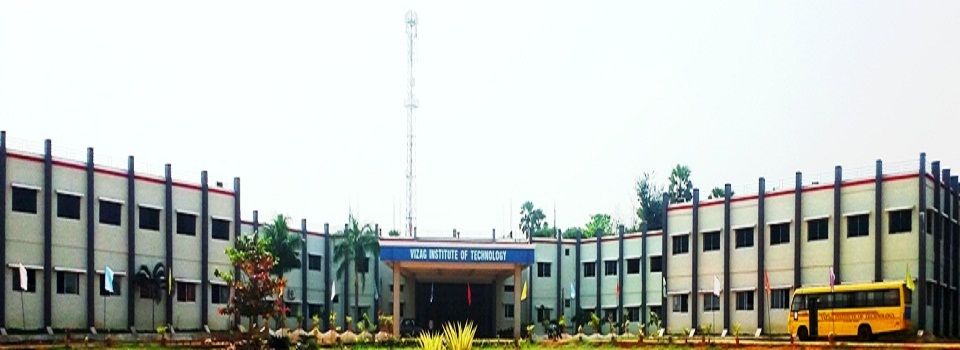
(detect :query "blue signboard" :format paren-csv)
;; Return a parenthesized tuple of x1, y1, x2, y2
(380, 245, 534, 265)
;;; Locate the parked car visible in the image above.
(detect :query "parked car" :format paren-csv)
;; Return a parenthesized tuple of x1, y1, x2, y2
(399, 318, 423, 337)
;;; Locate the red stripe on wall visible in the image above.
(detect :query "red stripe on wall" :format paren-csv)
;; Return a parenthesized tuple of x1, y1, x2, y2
(6, 150, 235, 196)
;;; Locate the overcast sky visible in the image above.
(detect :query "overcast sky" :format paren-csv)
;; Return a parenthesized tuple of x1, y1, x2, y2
(1, 1, 958, 237)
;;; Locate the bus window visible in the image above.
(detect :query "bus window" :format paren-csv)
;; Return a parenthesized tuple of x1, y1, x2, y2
(791, 294, 806, 312)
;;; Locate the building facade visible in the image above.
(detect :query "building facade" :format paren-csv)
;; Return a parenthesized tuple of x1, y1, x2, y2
(1, 131, 958, 338)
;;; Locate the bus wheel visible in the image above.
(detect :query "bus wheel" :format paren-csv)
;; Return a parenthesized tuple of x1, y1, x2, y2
(797, 327, 809, 341)
(857, 324, 873, 341)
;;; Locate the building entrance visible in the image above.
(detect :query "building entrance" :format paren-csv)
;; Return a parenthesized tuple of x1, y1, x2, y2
(415, 282, 495, 337)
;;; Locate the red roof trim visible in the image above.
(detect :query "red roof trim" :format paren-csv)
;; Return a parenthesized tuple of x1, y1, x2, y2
(668, 173, 920, 212)
(6, 150, 235, 196)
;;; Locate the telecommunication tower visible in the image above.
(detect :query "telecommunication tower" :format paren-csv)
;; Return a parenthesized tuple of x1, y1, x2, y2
(404, 11, 418, 237)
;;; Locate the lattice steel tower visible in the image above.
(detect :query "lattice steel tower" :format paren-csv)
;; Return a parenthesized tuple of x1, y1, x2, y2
(404, 11, 418, 237)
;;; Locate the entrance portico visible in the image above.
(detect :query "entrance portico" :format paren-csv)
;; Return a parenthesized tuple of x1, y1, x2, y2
(380, 239, 534, 339)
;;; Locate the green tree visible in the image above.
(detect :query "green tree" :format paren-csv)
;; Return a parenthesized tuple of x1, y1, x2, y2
(583, 214, 612, 238)
(532, 225, 556, 238)
(261, 215, 302, 277)
(562, 227, 583, 239)
(519, 201, 546, 238)
(668, 164, 694, 203)
(707, 186, 733, 199)
(334, 215, 380, 322)
(134, 262, 167, 328)
(387, 229, 400, 237)
(215, 234, 286, 332)
(635, 172, 665, 230)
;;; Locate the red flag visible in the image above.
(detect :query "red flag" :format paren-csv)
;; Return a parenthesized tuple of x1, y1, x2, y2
(764, 269, 771, 295)
(467, 283, 472, 306)
(616, 282, 621, 296)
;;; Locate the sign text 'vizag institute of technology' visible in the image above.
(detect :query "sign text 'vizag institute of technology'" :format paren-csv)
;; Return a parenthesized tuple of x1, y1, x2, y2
(380, 246, 534, 264)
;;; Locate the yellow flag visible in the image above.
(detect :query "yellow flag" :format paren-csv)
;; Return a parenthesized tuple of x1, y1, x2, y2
(905, 264, 915, 291)
(520, 281, 528, 301)
(168, 270, 174, 295)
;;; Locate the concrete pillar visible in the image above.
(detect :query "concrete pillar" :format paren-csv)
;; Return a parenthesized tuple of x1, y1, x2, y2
(691, 189, 700, 330)
(722, 184, 731, 330)
(660, 193, 670, 329)
(200, 171, 209, 327)
(301, 219, 309, 329)
(323, 223, 331, 331)
(833, 166, 842, 283)
(127, 156, 137, 329)
(555, 228, 562, 316)
(933, 161, 941, 335)
(514, 265, 522, 340)
(43, 139, 52, 328)
(617, 225, 625, 325)
(757, 177, 766, 330)
(392, 263, 401, 335)
(918, 153, 927, 330)
(164, 164, 173, 326)
(640, 223, 648, 326)
(875, 160, 883, 282)
(0, 131, 6, 328)
(85, 148, 96, 329)
(794, 172, 802, 288)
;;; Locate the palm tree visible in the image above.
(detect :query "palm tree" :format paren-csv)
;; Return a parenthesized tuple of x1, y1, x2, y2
(519, 201, 546, 239)
(334, 215, 380, 323)
(261, 215, 302, 277)
(260, 215, 301, 328)
(668, 164, 694, 203)
(135, 262, 167, 328)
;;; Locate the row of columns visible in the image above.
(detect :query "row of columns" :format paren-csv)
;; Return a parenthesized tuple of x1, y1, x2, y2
(0, 133, 240, 330)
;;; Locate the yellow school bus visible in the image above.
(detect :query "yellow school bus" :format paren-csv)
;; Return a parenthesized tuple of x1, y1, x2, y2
(787, 281, 911, 340)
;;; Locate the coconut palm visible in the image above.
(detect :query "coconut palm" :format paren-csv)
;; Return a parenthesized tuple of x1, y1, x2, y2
(135, 262, 167, 328)
(668, 164, 694, 203)
(334, 215, 380, 322)
(261, 214, 302, 277)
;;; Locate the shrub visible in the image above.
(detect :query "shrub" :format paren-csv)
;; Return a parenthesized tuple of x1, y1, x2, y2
(443, 321, 477, 350)
(417, 332, 444, 350)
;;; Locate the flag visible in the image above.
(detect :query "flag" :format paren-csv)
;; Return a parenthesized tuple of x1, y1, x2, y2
(569, 282, 576, 299)
(17, 262, 28, 291)
(520, 281, 528, 301)
(430, 283, 434, 303)
(828, 267, 836, 292)
(616, 282, 621, 296)
(905, 264, 916, 291)
(330, 280, 337, 302)
(104, 266, 115, 294)
(374, 279, 380, 301)
(763, 269, 771, 295)
(713, 275, 721, 297)
(467, 283, 472, 306)
(168, 269, 174, 295)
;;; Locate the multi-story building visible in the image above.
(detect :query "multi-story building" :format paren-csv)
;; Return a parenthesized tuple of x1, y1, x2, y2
(1, 131, 958, 339)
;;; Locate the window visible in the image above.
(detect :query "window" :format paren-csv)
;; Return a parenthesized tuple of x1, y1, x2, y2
(177, 212, 197, 235)
(808, 218, 829, 241)
(56, 193, 81, 220)
(537, 308, 551, 322)
(847, 214, 869, 237)
(564, 299, 571, 308)
(770, 289, 790, 309)
(308, 304, 324, 318)
(286, 303, 301, 317)
(308, 254, 322, 271)
(331, 295, 339, 303)
(604, 261, 618, 276)
(672, 294, 689, 313)
(626, 258, 640, 274)
(57, 271, 80, 295)
(565, 248, 570, 256)
(770, 223, 790, 245)
(12, 186, 38, 213)
(583, 262, 597, 278)
(889, 209, 912, 234)
(702, 231, 720, 251)
(99, 274, 121, 296)
(603, 308, 617, 322)
(212, 285, 230, 304)
(177, 282, 197, 302)
(140, 285, 156, 299)
(703, 294, 720, 312)
(99, 200, 122, 226)
(625, 306, 640, 322)
(735, 227, 754, 248)
(12, 268, 36, 293)
(537, 262, 552, 278)
(672, 234, 689, 255)
(139, 206, 160, 230)
(650, 305, 663, 319)
(212, 218, 230, 240)
(504, 285, 515, 293)
(736, 291, 754, 310)
(504, 304, 515, 318)
(650, 256, 663, 273)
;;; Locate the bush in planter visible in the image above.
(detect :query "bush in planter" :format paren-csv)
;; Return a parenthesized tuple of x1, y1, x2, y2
(444, 321, 477, 350)
(588, 312, 601, 335)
